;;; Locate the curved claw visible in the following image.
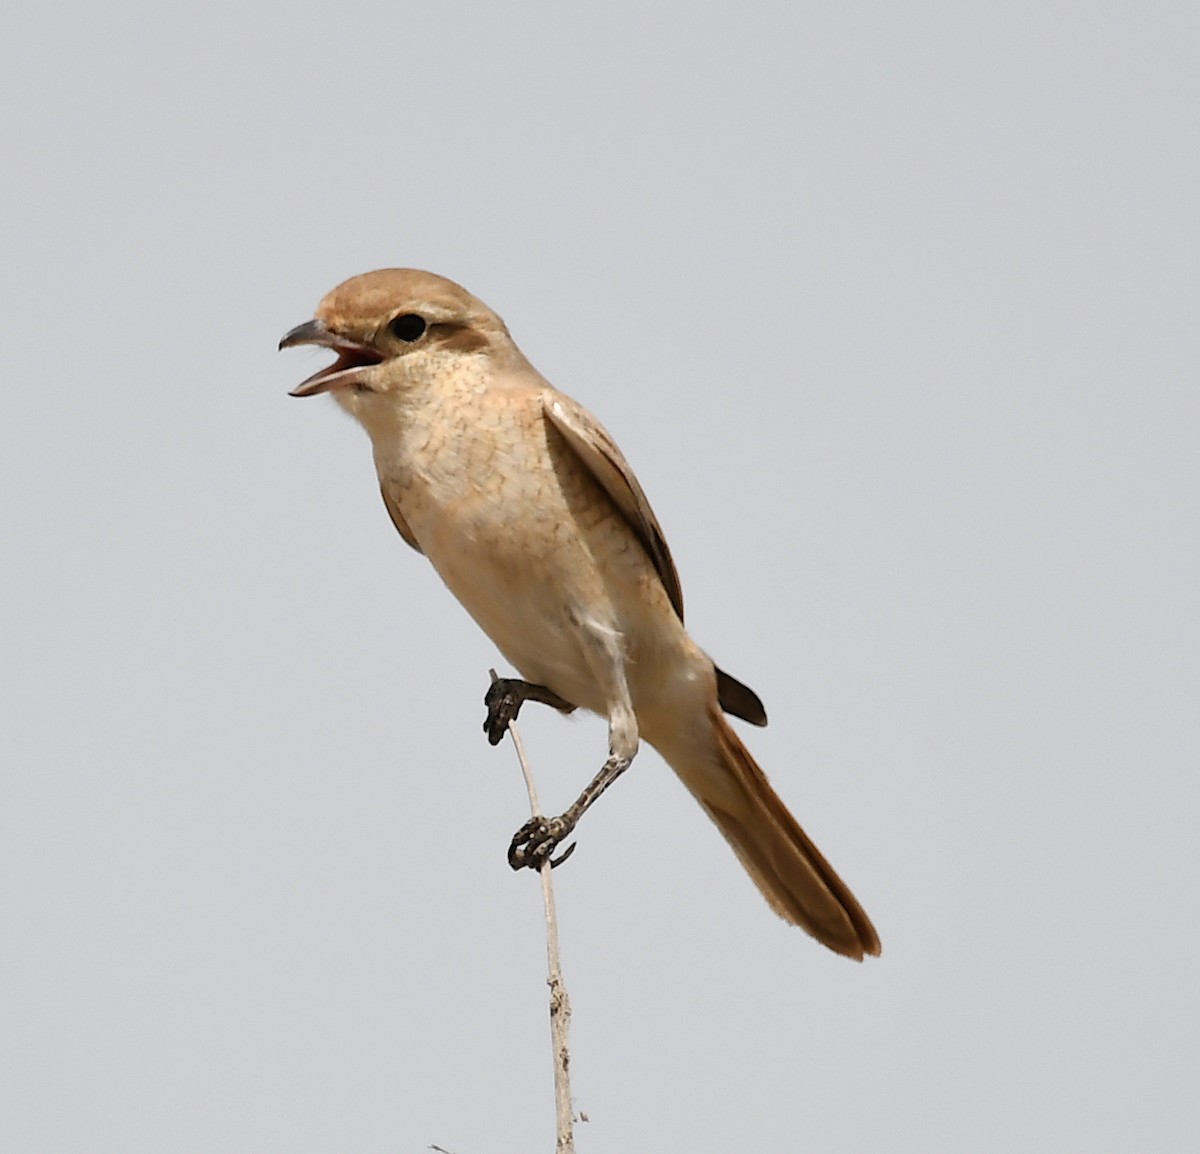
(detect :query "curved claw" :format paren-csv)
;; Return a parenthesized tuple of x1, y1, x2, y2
(508, 815, 576, 871)
(484, 676, 578, 747)
(548, 842, 577, 869)
(483, 680, 521, 746)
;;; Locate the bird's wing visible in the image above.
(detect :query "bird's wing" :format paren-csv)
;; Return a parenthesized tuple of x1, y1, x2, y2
(543, 393, 685, 621)
(543, 391, 768, 728)
(380, 486, 424, 554)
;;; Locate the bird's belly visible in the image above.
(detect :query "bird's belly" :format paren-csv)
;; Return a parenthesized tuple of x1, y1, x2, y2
(410, 501, 616, 714)
(380, 430, 690, 720)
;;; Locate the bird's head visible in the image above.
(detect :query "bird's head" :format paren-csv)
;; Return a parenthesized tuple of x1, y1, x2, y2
(279, 269, 520, 414)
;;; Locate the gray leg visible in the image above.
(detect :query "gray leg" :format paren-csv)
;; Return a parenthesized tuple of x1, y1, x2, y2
(507, 746, 634, 869)
(507, 634, 640, 871)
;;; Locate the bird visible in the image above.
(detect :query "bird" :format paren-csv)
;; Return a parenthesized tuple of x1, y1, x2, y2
(280, 268, 880, 960)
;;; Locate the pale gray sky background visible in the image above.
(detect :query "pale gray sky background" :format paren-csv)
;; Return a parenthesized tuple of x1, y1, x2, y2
(2, 3, 1197, 1151)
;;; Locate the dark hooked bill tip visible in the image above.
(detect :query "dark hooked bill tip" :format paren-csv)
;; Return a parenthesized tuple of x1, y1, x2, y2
(278, 319, 330, 351)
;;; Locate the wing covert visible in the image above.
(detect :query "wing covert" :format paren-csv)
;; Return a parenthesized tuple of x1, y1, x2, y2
(380, 486, 424, 554)
(543, 393, 684, 621)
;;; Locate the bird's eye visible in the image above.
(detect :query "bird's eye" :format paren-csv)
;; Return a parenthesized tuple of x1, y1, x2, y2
(389, 313, 427, 342)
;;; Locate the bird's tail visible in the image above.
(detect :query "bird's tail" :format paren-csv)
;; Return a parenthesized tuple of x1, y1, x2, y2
(669, 705, 881, 960)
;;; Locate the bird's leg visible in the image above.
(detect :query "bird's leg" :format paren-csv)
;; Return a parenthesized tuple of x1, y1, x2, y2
(508, 668, 639, 871)
(483, 675, 576, 746)
(507, 748, 634, 869)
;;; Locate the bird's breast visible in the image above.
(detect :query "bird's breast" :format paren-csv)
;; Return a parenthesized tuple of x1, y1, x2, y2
(372, 389, 625, 701)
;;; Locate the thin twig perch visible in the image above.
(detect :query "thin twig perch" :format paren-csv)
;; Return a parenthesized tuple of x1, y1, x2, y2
(489, 669, 575, 1154)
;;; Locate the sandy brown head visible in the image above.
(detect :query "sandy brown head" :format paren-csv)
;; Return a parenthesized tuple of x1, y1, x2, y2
(279, 268, 514, 397)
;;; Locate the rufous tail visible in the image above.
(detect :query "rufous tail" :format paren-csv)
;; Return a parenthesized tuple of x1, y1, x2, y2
(684, 706, 881, 960)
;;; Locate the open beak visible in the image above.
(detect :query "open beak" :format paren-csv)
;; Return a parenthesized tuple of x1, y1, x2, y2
(279, 319, 381, 396)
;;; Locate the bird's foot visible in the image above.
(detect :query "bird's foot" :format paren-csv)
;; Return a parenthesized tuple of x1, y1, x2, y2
(483, 677, 575, 746)
(508, 814, 578, 870)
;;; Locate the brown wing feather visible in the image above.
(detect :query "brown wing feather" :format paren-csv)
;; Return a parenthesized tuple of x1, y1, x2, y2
(379, 486, 424, 554)
(715, 666, 768, 726)
(542, 393, 684, 620)
(542, 392, 768, 725)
